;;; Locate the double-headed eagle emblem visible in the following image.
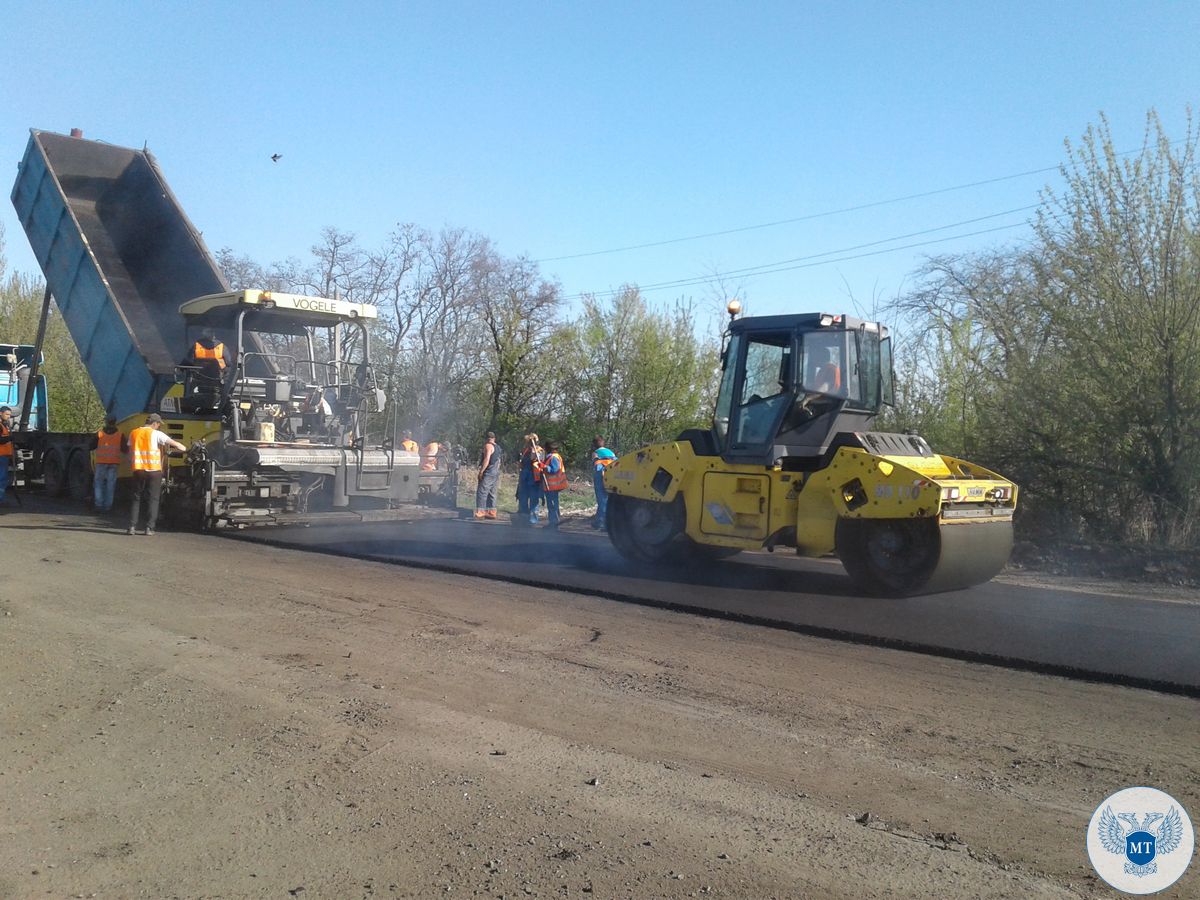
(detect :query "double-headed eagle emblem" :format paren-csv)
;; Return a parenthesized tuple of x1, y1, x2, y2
(1098, 805, 1185, 877)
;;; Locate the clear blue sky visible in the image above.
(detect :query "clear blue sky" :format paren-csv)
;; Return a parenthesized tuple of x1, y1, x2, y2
(2, 1, 1197, 319)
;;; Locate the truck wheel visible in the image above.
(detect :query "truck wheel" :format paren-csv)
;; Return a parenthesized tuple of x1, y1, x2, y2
(42, 449, 68, 497)
(67, 451, 93, 501)
(606, 495, 686, 563)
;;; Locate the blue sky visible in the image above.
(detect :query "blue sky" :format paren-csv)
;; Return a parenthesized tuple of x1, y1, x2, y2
(1, 1, 1197, 319)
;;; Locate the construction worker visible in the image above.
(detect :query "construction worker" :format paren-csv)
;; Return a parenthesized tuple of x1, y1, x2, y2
(590, 436, 617, 530)
(0, 405, 13, 507)
(187, 327, 229, 375)
(516, 433, 545, 525)
(400, 430, 419, 453)
(538, 441, 567, 528)
(474, 431, 502, 520)
(89, 415, 129, 512)
(420, 439, 441, 471)
(127, 413, 187, 535)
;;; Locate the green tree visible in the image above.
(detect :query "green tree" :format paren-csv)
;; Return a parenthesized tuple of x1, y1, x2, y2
(0, 225, 103, 431)
(555, 287, 717, 462)
(891, 109, 1200, 546)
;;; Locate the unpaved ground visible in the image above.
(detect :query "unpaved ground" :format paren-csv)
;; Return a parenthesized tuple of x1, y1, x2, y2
(1, 508, 1197, 899)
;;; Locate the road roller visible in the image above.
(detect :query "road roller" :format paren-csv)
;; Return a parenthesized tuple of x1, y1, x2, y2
(603, 305, 1017, 596)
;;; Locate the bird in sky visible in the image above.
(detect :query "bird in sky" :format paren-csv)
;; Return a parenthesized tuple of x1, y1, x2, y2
(271, 153, 282, 163)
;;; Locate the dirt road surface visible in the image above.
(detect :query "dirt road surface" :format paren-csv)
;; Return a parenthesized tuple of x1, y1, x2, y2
(2, 509, 1198, 898)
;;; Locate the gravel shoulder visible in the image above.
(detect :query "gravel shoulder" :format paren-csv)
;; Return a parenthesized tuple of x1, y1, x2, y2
(1, 506, 1197, 899)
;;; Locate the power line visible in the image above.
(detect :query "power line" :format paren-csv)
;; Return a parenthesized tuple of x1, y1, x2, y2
(666, 204, 1039, 282)
(565, 221, 1029, 301)
(539, 139, 1188, 263)
(538, 166, 1058, 263)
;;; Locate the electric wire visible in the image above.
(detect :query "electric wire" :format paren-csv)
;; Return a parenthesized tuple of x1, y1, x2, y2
(538, 166, 1057, 262)
(565, 219, 1032, 301)
(539, 139, 1188, 263)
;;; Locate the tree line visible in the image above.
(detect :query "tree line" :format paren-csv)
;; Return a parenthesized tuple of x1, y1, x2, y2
(216, 228, 720, 467)
(883, 110, 1200, 549)
(3, 108, 1196, 548)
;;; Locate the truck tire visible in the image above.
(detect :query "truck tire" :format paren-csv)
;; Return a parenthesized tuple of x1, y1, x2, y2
(67, 451, 93, 501)
(42, 449, 68, 497)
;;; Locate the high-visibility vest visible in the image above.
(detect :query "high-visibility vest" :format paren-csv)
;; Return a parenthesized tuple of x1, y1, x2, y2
(95, 429, 123, 466)
(524, 447, 544, 481)
(816, 362, 841, 391)
(401, 439, 419, 453)
(592, 448, 617, 472)
(421, 442, 440, 470)
(130, 426, 163, 472)
(194, 341, 226, 369)
(0, 422, 11, 458)
(541, 453, 567, 492)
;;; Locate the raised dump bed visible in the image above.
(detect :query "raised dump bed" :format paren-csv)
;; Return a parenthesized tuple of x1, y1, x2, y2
(10, 129, 229, 422)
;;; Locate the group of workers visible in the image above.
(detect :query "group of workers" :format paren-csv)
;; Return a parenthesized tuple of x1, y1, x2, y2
(399, 431, 443, 471)
(473, 431, 617, 530)
(3, 408, 186, 534)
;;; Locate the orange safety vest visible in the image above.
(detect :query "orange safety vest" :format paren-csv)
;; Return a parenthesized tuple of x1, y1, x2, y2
(194, 341, 226, 369)
(421, 442, 440, 471)
(0, 422, 12, 458)
(541, 452, 567, 492)
(129, 425, 163, 472)
(95, 429, 123, 466)
(816, 362, 841, 391)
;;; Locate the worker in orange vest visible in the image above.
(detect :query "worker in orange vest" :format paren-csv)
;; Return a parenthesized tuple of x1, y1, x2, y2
(0, 405, 13, 507)
(89, 415, 129, 512)
(537, 441, 567, 528)
(590, 436, 617, 530)
(127, 413, 187, 535)
(188, 327, 229, 376)
(400, 430, 419, 453)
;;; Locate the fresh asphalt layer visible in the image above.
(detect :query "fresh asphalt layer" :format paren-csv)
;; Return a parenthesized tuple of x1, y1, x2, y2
(228, 511, 1200, 697)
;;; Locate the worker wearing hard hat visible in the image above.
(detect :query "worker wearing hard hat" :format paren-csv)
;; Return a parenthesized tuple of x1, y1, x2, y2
(400, 430, 419, 453)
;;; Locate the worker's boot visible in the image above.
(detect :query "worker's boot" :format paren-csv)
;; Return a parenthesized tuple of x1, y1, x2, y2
(473, 510, 487, 520)
(126, 526, 136, 535)
(485, 509, 497, 520)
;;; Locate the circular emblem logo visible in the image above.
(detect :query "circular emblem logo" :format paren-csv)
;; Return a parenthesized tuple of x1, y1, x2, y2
(1087, 787, 1194, 894)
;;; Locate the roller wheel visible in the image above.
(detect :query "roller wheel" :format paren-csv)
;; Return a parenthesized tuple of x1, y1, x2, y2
(67, 451, 93, 502)
(42, 449, 67, 497)
(836, 517, 941, 597)
(606, 495, 686, 563)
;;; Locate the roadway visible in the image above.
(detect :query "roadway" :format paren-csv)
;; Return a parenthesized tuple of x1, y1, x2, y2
(229, 511, 1200, 696)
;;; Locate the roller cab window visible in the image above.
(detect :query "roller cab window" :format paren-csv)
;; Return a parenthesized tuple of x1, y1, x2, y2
(715, 330, 795, 453)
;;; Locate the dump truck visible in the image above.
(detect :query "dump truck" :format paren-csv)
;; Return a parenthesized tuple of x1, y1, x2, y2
(8, 128, 457, 526)
(603, 304, 1017, 596)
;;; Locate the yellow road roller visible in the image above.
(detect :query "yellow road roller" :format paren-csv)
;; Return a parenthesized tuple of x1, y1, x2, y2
(603, 307, 1017, 596)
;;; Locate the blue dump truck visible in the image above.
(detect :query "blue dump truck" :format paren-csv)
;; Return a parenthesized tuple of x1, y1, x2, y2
(8, 129, 458, 526)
